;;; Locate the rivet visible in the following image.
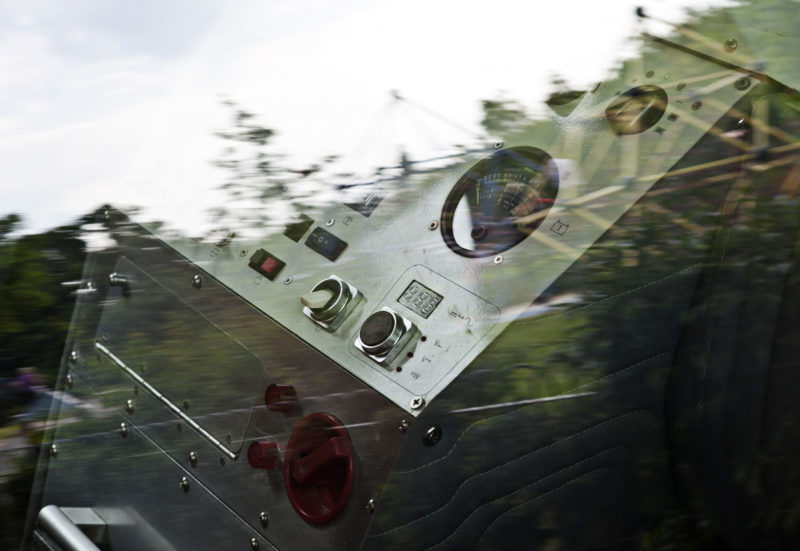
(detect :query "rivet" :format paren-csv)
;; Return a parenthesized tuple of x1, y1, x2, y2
(192, 275, 202, 289)
(125, 399, 134, 414)
(410, 396, 425, 410)
(258, 512, 269, 527)
(494, 141, 504, 149)
(325, 218, 335, 227)
(283, 277, 293, 285)
(676, 82, 686, 91)
(398, 419, 410, 433)
(645, 70, 654, 78)
(250, 538, 259, 550)
(239, 249, 248, 257)
(724, 38, 738, 52)
(366, 498, 377, 513)
(189, 451, 198, 466)
(179, 477, 189, 492)
(65, 373, 73, 388)
(49, 443, 58, 456)
(69, 350, 79, 364)
(119, 422, 128, 437)
(691, 101, 703, 111)
(428, 220, 439, 231)
(424, 426, 443, 446)
(663, 73, 671, 80)
(734, 76, 751, 91)
(493, 255, 503, 264)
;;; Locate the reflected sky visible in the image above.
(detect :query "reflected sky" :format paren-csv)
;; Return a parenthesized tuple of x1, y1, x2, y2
(0, 0, 735, 234)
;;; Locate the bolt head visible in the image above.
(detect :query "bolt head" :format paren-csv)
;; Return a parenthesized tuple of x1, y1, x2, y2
(69, 350, 79, 363)
(179, 476, 189, 491)
(49, 443, 58, 456)
(125, 399, 134, 414)
(189, 451, 198, 466)
(734, 76, 751, 91)
(119, 423, 128, 437)
(192, 275, 202, 289)
(410, 396, 425, 410)
(259, 512, 269, 526)
(424, 426, 443, 446)
(366, 498, 377, 513)
(250, 538, 259, 549)
(398, 419, 410, 433)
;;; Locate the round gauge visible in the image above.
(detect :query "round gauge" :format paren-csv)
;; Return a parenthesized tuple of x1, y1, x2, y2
(440, 146, 558, 258)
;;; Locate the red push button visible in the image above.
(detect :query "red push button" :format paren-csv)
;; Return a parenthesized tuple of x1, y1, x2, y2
(265, 384, 298, 413)
(248, 441, 279, 470)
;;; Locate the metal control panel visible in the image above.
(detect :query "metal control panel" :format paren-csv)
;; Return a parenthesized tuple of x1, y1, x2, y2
(148, 35, 754, 414)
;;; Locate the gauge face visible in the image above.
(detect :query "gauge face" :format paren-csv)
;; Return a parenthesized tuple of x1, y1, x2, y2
(440, 146, 558, 258)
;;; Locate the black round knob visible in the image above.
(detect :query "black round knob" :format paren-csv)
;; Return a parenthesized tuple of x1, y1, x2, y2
(360, 311, 396, 347)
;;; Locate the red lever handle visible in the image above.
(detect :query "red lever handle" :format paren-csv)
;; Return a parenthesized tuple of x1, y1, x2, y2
(292, 436, 350, 485)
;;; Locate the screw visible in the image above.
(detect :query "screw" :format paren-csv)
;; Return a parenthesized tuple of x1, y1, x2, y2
(734, 76, 751, 91)
(65, 373, 73, 388)
(119, 422, 128, 437)
(192, 275, 202, 289)
(284, 277, 293, 285)
(259, 512, 269, 527)
(49, 443, 58, 456)
(494, 141, 504, 149)
(410, 396, 425, 410)
(493, 255, 503, 264)
(428, 220, 439, 231)
(424, 426, 443, 446)
(179, 477, 189, 492)
(189, 451, 198, 467)
(325, 218, 335, 227)
(125, 399, 134, 414)
(724, 38, 738, 52)
(691, 101, 703, 111)
(366, 499, 377, 513)
(250, 538, 259, 550)
(398, 419, 410, 433)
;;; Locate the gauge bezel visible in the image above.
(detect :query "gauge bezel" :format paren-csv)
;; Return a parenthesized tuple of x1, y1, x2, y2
(439, 146, 559, 258)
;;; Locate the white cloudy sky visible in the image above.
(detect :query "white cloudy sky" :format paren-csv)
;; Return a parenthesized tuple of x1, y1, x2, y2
(0, 0, 730, 234)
